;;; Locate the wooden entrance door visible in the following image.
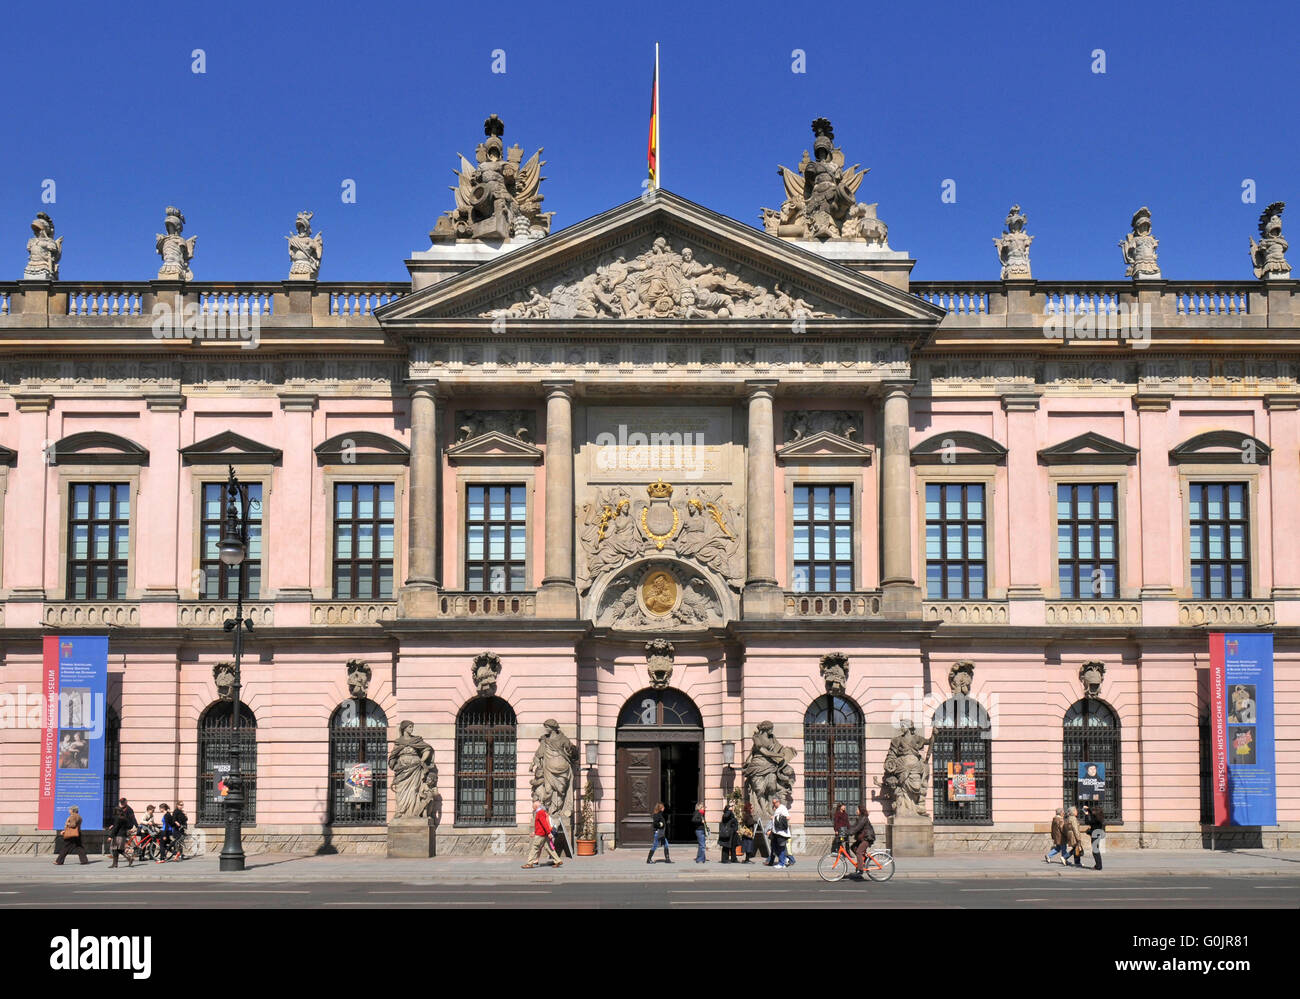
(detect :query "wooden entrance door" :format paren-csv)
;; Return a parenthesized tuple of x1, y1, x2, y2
(615, 745, 661, 847)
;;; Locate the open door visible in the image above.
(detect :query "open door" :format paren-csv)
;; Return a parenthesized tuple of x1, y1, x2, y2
(616, 745, 661, 847)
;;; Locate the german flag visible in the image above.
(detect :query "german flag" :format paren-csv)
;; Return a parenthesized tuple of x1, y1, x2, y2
(647, 43, 660, 189)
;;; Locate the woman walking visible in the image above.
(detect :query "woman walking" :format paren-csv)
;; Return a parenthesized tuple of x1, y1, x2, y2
(646, 802, 671, 864)
(718, 802, 738, 863)
(107, 798, 137, 868)
(1063, 806, 1084, 868)
(741, 802, 768, 864)
(54, 806, 89, 866)
(692, 802, 709, 863)
(1044, 808, 1068, 865)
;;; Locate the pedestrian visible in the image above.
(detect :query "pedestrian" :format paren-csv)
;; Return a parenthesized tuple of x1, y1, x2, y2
(1064, 806, 1084, 868)
(719, 801, 738, 863)
(646, 802, 671, 864)
(1086, 804, 1106, 870)
(847, 803, 876, 873)
(157, 803, 175, 862)
(741, 803, 768, 864)
(832, 802, 850, 852)
(54, 806, 89, 866)
(172, 801, 189, 859)
(1044, 808, 1068, 865)
(692, 802, 709, 863)
(522, 802, 563, 869)
(770, 797, 792, 868)
(107, 798, 137, 869)
(551, 812, 573, 859)
(763, 810, 777, 865)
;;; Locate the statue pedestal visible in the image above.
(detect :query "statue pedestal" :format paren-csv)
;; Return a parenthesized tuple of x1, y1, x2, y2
(387, 817, 436, 859)
(887, 815, 934, 857)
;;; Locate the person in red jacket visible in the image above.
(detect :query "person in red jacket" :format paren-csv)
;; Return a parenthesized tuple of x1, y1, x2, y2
(522, 802, 564, 869)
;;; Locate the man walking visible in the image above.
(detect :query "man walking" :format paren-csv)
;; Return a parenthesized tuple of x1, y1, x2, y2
(522, 802, 563, 869)
(1044, 808, 1068, 865)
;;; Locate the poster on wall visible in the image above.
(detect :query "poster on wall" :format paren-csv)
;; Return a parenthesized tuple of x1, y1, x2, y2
(37, 635, 109, 831)
(212, 763, 231, 804)
(344, 762, 374, 803)
(1210, 632, 1276, 826)
(946, 761, 976, 801)
(1076, 762, 1106, 802)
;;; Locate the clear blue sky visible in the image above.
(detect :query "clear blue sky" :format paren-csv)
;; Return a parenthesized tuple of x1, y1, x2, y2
(2, 0, 1295, 282)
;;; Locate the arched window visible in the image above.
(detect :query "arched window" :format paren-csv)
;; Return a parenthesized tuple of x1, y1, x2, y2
(197, 701, 257, 827)
(616, 688, 703, 729)
(329, 699, 389, 825)
(456, 697, 517, 826)
(931, 695, 992, 823)
(803, 695, 863, 825)
(1063, 699, 1122, 822)
(102, 707, 120, 827)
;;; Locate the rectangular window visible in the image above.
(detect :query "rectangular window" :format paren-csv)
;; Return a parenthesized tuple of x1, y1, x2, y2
(68, 483, 130, 600)
(1188, 483, 1250, 599)
(200, 482, 263, 600)
(465, 484, 527, 592)
(925, 482, 986, 600)
(1056, 483, 1118, 598)
(332, 482, 395, 599)
(792, 484, 853, 592)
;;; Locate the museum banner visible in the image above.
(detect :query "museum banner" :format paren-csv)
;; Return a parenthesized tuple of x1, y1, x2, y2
(37, 635, 109, 831)
(1209, 632, 1276, 826)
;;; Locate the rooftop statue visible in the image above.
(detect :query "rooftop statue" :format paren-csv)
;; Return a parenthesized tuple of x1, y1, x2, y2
(23, 212, 62, 280)
(155, 206, 196, 281)
(762, 118, 881, 243)
(286, 210, 323, 280)
(431, 114, 552, 243)
(1119, 206, 1161, 279)
(993, 204, 1033, 279)
(1249, 202, 1290, 279)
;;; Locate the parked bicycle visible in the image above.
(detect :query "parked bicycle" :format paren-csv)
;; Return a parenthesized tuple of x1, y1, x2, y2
(817, 838, 895, 882)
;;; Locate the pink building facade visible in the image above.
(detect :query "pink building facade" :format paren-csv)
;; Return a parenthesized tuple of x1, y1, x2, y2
(0, 188, 1297, 854)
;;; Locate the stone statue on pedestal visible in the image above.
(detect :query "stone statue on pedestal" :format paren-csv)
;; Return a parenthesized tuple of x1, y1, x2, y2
(1119, 206, 1161, 279)
(155, 206, 196, 281)
(762, 117, 874, 242)
(1249, 202, 1290, 279)
(286, 211, 323, 280)
(23, 212, 62, 280)
(388, 720, 438, 819)
(875, 721, 932, 817)
(993, 205, 1033, 279)
(530, 719, 576, 823)
(742, 720, 797, 822)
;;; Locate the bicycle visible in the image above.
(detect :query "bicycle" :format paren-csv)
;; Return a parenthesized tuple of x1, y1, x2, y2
(817, 838, 895, 883)
(123, 828, 159, 863)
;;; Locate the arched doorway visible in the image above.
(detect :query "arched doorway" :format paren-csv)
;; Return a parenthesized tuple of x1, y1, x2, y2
(615, 688, 703, 846)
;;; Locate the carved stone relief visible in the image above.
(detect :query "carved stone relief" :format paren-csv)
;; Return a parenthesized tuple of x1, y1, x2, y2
(596, 561, 725, 630)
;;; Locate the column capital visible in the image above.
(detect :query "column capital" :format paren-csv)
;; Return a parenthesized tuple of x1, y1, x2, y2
(744, 378, 779, 400)
(542, 379, 575, 400)
(277, 392, 319, 412)
(1000, 390, 1042, 412)
(881, 379, 916, 398)
(12, 392, 54, 413)
(1264, 393, 1300, 411)
(1132, 391, 1174, 412)
(406, 379, 440, 400)
(144, 393, 187, 412)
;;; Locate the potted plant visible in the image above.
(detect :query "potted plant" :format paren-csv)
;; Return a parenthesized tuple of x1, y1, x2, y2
(728, 787, 746, 857)
(576, 778, 598, 856)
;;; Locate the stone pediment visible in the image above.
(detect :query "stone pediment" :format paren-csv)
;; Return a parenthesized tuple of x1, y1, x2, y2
(379, 191, 942, 326)
(181, 430, 283, 465)
(446, 429, 543, 465)
(776, 430, 873, 463)
(911, 430, 1007, 465)
(1037, 431, 1138, 466)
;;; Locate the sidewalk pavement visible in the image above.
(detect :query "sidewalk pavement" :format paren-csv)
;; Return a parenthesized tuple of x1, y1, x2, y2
(2, 849, 1298, 883)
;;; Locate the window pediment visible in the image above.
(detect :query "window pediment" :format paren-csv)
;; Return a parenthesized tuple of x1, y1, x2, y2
(50, 431, 149, 466)
(446, 430, 543, 465)
(181, 430, 283, 465)
(776, 430, 873, 464)
(912, 431, 1007, 466)
(315, 432, 410, 465)
(1038, 431, 1138, 466)
(1169, 430, 1271, 465)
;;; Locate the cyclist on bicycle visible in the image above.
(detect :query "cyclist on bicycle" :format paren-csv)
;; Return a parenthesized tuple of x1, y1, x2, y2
(848, 804, 876, 870)
(157, 804, 176, 862)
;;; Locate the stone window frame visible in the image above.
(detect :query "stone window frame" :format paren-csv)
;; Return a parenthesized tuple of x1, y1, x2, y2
(454, 467, 537, 592)
(913, 465, 1000, 601)
(1045, 466, 1133, 600)
(1175, 463, 1263, 600)
(53, 466, 143, 602)
(185, 464, 276, 600)
(320, 468, 408, 602)
(782, 468, 864, 592)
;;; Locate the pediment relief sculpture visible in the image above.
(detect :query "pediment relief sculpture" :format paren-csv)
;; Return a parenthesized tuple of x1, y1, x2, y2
(595, 560, 726, 630)
(431, 115, 552, 243)
(454, 410, 536, 443)
(783, 410, 863, 443)
(478, 236, 844, 320)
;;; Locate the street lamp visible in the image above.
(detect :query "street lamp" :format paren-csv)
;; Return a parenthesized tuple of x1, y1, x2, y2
(218, 465, 255, 873)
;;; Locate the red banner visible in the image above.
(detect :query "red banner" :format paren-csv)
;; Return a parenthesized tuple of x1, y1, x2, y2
(38, 636, 60, 830)
(1209, 632, 1230, 825)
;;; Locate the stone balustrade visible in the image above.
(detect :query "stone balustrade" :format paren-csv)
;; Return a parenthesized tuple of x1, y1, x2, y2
(65, 285, 148, 317)
(178, 602, 275, 628)
(438, 591, 536, 617)
(784, 591, 883, 617)
(43, 602, 140, 627)
(1045, 601, 1142, 626)
(323, 284, 406, 317)
(310, 601, 398, 625)
(1177, 600, 1275, 627)
(922, 600, 1010, 624)
(197, 286, 278, 317)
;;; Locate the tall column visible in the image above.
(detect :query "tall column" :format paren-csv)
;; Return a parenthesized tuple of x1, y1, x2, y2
(1133, 391, 1177, 626)
(537, 381, 578, 617)
(399, 381, 439, 618)
(880, 381, 921, 618)
(742, 380, 782, 618)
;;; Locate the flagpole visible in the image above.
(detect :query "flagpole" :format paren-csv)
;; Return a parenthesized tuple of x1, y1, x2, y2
(655, 42, 661, 190)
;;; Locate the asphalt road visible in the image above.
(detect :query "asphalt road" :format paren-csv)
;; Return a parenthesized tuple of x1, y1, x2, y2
(3, 875, 1296, 908)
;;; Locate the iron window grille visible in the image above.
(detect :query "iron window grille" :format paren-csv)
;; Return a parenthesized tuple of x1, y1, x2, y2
(931, 696, 992, 824)
(1056, 483, 1118, 598)
(925, 483, 986, 599)
(201, 482, 262, 600)
(329, 699, 389, 826)
(197, 700, 258, 827)
(1063, 699, 1122, 822)
(68, 482, 130, 600)
(465, 484, 527, 592)
(455, 697, 518, 826)
(1188, 483, 1250, 599)
(792, 484, 854, 592)
(803, 695, 864, 825)
(332, 482, 396, 599)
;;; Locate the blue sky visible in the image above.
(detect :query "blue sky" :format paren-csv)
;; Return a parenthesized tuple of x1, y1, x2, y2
(2, 0, 1295, 282)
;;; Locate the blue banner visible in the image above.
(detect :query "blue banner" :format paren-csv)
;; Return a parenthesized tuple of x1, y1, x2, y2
(41, 636, 109, 831)
(1211, 632, 1276, 827)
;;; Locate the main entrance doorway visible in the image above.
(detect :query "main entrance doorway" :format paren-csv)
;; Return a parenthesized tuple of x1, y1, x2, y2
(615, 688, 704, 847)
